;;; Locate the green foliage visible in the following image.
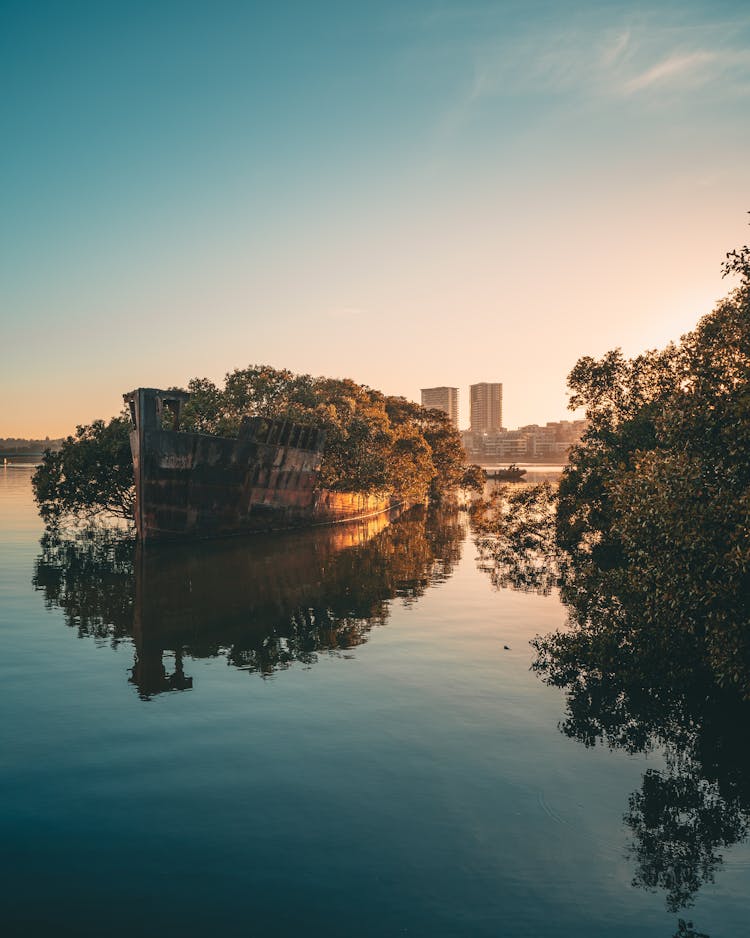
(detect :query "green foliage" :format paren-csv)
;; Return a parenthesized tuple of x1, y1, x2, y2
(306, 377, 394, 494)
(33, 366, 468, 526)
(32, 416, 135, 526)
(180, 378, 228, 435)
(557, 244, 750, 697)
(459, 464, 486, 495)
(472, 234, 750, 921)
(384, 397, 468, 501)
(419, 408, 466, 499)
(180, 371, 467, 500)
(387, 427, 435, 503)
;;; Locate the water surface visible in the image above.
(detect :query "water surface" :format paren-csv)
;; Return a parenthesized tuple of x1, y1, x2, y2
(1, 467, 748, 937)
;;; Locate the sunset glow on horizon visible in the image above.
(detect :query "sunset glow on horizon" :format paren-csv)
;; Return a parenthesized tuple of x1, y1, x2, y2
(2, 0, 749, 437)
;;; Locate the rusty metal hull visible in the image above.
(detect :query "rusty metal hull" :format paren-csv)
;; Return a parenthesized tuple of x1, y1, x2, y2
(125, 388, 395, 541)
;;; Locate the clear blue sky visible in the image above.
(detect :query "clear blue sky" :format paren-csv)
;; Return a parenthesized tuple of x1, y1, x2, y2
(2, 0, 749, 435)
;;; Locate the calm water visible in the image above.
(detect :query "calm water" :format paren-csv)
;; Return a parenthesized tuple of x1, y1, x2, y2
(1, 467, 748, 937)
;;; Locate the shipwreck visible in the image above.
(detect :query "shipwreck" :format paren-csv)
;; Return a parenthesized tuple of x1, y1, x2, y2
(124, 388, 399, 541)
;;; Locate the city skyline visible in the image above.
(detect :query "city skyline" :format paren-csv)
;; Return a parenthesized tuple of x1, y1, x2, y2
(3, 1, 750, 437)
(462, 416, 587, 463)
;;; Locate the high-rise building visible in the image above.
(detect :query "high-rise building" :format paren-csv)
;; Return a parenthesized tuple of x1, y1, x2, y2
(470, 382, 503, 432)
(420, 387, 459, 427)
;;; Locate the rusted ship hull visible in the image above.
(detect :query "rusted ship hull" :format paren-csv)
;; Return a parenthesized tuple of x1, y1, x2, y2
(125, 388, 396, 541)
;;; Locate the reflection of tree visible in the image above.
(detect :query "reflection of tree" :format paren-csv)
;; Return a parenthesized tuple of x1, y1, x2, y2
(530, 547, 750, 927)
(673, 920, 709, 938)
(32, 507, 464, 698)
(32, 529, 136, 644)
(470, 484, 559, 595)
(472, 484, 750, 929)
(626, 768, 748, 914)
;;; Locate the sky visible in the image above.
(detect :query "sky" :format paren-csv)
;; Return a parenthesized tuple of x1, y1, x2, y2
(2, 0, 749, 436)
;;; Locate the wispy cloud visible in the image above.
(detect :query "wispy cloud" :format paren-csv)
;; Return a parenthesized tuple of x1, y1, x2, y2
(600, 29, 631, 69)
(411, 5, 750, 135)
(624, 50, 717, 94)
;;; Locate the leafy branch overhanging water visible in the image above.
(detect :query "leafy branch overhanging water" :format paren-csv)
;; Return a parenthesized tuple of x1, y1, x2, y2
(472, 237, 750, 931)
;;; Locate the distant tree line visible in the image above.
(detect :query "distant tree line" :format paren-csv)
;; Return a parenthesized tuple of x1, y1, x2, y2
(1, 437, 62, 454)
(32, 366, 480, 526)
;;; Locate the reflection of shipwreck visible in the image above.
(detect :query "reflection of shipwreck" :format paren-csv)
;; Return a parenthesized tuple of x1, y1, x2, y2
(33, 506, 464, 699)
(124, 387, 397, 540)
(131, 511, 400, 697)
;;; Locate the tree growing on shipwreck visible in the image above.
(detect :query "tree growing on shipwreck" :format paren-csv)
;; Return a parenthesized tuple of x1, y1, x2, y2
(32, 366, 470, 529)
